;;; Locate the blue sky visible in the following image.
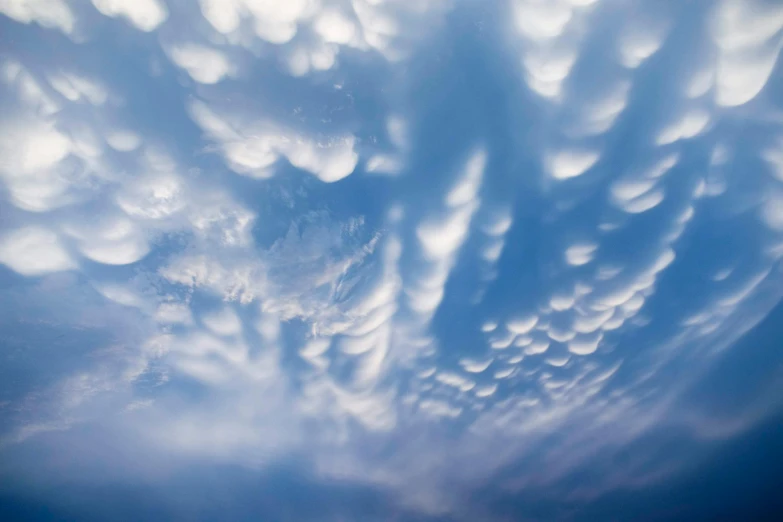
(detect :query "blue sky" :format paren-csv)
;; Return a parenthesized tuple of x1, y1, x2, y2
(1, 0, 783, 520)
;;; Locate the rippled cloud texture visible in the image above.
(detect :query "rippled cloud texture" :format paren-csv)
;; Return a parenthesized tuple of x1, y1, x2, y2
(1, 0, 783, 520)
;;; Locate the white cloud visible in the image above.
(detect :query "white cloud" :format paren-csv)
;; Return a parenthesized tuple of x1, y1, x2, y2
(482, 321, 498, 333)
(417, 211, 475, 261)
(0, 118, 75, 211)
(0, 0, 74, 34)
(116, 171, 185, 221)
(618, 24, 667, 68)
(419, 399, 462, 418)
(761, 191, 783, 231)
(155, 303, 194, 325)
(48, 73, 108, 105)
(95, 283, 148, 309)
(572, 81, 630, 136)
(550, 290, 575, 311)
(765, 140, 783, 182)
(512, 1, 573, 42)
(314, 9, 357, 45)
(168, 44, 235, 84)
(656, 109, 710, 145)
(611, 178, 658, 203)
(91, 0, 168, 32)
(507, 315, 538, 334)
(686, 68, 714, 98)
(483, 210, 513, 236)
(407, 149, 486, 319)
(435, 371, 476, 392)
(565, 242, 597, 266)
(525, 339, 550, 355)
(475, 384, 498, 398)
(522, 47, 577, 99)
(201, 307, 243, 336)
(65, 217, 150, 265)
(300, 338, 331, 361)
(196, 0, 447, 76)
(620, 188, 665, 214)
(573, 309, 614, 333)
(366, 154, 404, 175)
(494, 367, 515, 379)
(547, 325, 575, 342)
(189, 100, 358, 182)
(545, 355, 570, 367)
(712, 0, 783, 107)
(106, 130, 141, 151)
(547, 149, 600, 179)
(568, 331, 603, 355)
(459, 358, 494, 373)
(490, 330, 515, 350)
(510, 0, 598, 101)
(0, 226, 76, 276)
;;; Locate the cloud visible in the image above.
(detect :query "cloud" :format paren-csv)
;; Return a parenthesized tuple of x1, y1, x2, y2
(618, 21, 668, 69)
(547, 149, 600, 180)
(712, 0, 783, 107)
(512, 1, 574, 43)
(195, 0, 448, 75)
(656, 109, 711, 145)
(475, 384, 497, 398)
(167, 44, 235, 84)
(64, 216, 151, 265)
(567, 331, 603, 355)
(435, 371, 476, 392)
(0, 226, 76, 276)
(406, 149, 486, 316)
(459, 358, 494, 373)
(48, 73, 108, 105)
(2, 1, 783, 519)
(510, 0, 599, 100)
(91, 0, 168, 32)
(189, 100, 358, 182)
(105, 130, 141, 151)
(419, 399, 462, 418)
(0, 0, 75, 34)
(565, 242, 597, 266)
(201, 306, 243, 336)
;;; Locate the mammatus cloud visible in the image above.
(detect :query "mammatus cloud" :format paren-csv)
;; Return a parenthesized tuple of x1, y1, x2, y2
(188, 99, 359, 182)
(166, 44, 235, 85)
(712, 0, 783, 107)
(0, 227, 76, 276)
(0, 0, 75, 34)
(91, 0, 168, 32)
(1, 0, 783, 519)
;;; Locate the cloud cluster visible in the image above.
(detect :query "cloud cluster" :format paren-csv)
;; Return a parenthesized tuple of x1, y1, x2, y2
(1, 0, 783, 519)
(189, 99, 359, 182)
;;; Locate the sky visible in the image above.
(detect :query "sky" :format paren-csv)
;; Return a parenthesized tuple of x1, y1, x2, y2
(1, 0, 783, 520)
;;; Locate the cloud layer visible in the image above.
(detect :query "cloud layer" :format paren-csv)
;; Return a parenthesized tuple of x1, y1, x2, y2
(1, 0, 783, 519)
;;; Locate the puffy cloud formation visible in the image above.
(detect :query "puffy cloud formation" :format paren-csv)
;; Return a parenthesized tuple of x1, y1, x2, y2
(196, 0, 448, 75)
(166, 44, 235, 84)
(0, 0, 75, 34)
(90, 0, 168, 32)
(0, 227, 76, 275)
(712, 0, 783, 107)
(188, 100, 359, 182)
(1, 0, 783, 520)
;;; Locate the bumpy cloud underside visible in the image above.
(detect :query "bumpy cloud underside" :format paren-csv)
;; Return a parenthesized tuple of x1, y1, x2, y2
(1, 0, 783, 518)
